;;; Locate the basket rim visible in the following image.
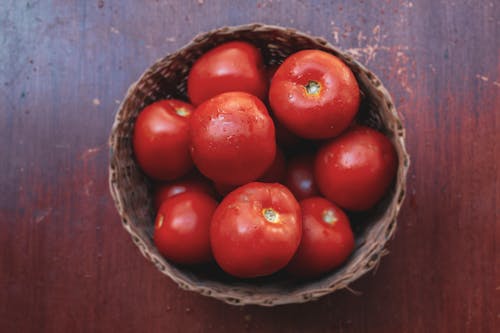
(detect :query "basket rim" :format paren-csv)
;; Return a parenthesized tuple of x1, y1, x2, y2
(108, 23, 410, 306)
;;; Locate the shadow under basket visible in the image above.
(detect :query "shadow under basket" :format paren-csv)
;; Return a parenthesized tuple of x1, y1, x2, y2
(108, 24, 410, 306)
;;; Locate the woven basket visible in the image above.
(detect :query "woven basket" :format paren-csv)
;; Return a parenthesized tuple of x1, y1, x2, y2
(108, 24, 410, 306)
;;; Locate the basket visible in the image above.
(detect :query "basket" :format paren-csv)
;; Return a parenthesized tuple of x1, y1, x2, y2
(108, 23, 410, 306)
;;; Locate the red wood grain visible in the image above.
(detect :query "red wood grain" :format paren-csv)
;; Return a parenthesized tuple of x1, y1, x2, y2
(1, 0, 498, 332)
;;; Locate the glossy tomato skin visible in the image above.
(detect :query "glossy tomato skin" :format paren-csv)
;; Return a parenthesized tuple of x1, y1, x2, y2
(285, 153, 320, 201)
(287, 197, 354, 278)
(153, 174, 215, 210)
(187, 41, 268, 106)
(210, 182, 302, 278)
(133, 99, 194, 180)
(190, 92, 276, 185)
(154, 192, 217, 265)
(315, 126, 398, 211)
(269, 50, 360, 139)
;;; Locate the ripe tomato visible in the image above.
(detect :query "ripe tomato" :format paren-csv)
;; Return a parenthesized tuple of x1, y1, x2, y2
(154, 192, 217, 265)
(286, 197, 354, 278)
(258, 148, 286, 183)
(269, 50, 360, 139)
(133, 99, 194, 180)
(285, 153, 320, 200)
(315, 126, 398, 211)
(210, 182, 302, 278)
(187, 41, 268, 105)
(153, 174, 215, 210)
(190, 92, 276, 185)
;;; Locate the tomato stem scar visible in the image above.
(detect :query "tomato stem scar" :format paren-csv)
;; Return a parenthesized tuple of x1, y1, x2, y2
(262, 208, 279, 223)
(322, 209, 337, 224)
(305, 80, 321, 95)
(175, 108, 190, 117)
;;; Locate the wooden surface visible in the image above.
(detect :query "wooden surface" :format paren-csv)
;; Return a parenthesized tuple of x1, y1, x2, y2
(1, 0, 498, 332)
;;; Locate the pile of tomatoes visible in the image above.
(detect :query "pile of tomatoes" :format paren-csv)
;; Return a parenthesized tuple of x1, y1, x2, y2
(133, 41, 398, 279)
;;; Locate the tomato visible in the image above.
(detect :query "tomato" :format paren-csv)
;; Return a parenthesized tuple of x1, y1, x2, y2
(190, 92, 276, 185)
(285, 153, 320, 200)
(315, 126, 398, 211)
(258, 148, 286, 183)
(153, 192, 217, 265)
(286, 197, 354, 278)
(153, 174, 215, 210)
(269, 50, 360, 139)
(133, 99, 194, 180)
(187, 41, 268, 106)
(210, 182, 302, 278)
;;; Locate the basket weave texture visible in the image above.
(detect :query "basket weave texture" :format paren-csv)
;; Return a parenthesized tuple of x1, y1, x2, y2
(109, 24, 410, 306)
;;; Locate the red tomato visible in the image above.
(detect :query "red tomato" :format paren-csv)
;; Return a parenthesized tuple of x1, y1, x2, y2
(258, 148, 286, 183)
(154, 192, 217, 265)
(286, 197, 354, 278)
(153, 174, 215, 210)
(133, 99, 194, 180)
(269, 50, 360, 139)
(187, 41, 268, 106)
(190, 92, 276, 185)
(285, 153, 320, 200)
(210, 182, 302, 278)
(315, 126, 398, 211)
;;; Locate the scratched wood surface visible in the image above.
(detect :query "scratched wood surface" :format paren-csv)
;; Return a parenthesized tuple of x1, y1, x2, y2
(0, 0, 498, 332)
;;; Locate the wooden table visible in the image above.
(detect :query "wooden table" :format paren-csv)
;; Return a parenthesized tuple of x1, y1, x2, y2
(1, 1, 498, 332)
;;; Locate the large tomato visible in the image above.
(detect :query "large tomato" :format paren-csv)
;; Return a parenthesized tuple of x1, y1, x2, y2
(187, 41, 268, 106)
(315, 126, 398, 211)
(284, 153, 320, 200)
(210, 182, 302, 278)
(287, 197, 354, 278)
(133, 99, 194, 180)
(269, 50, 360, 139)
(153, 192, 217, 265)
(153, 173, 215, 210)
(190, 92, 276, 185)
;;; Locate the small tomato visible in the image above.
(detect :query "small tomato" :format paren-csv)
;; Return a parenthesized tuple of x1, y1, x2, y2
(287, 197, 354, 278)
(133, 99, 194, 180)
(315, 126, 398, 211)
(187, 41, 267, 105)
(154, 192, 217, 265)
